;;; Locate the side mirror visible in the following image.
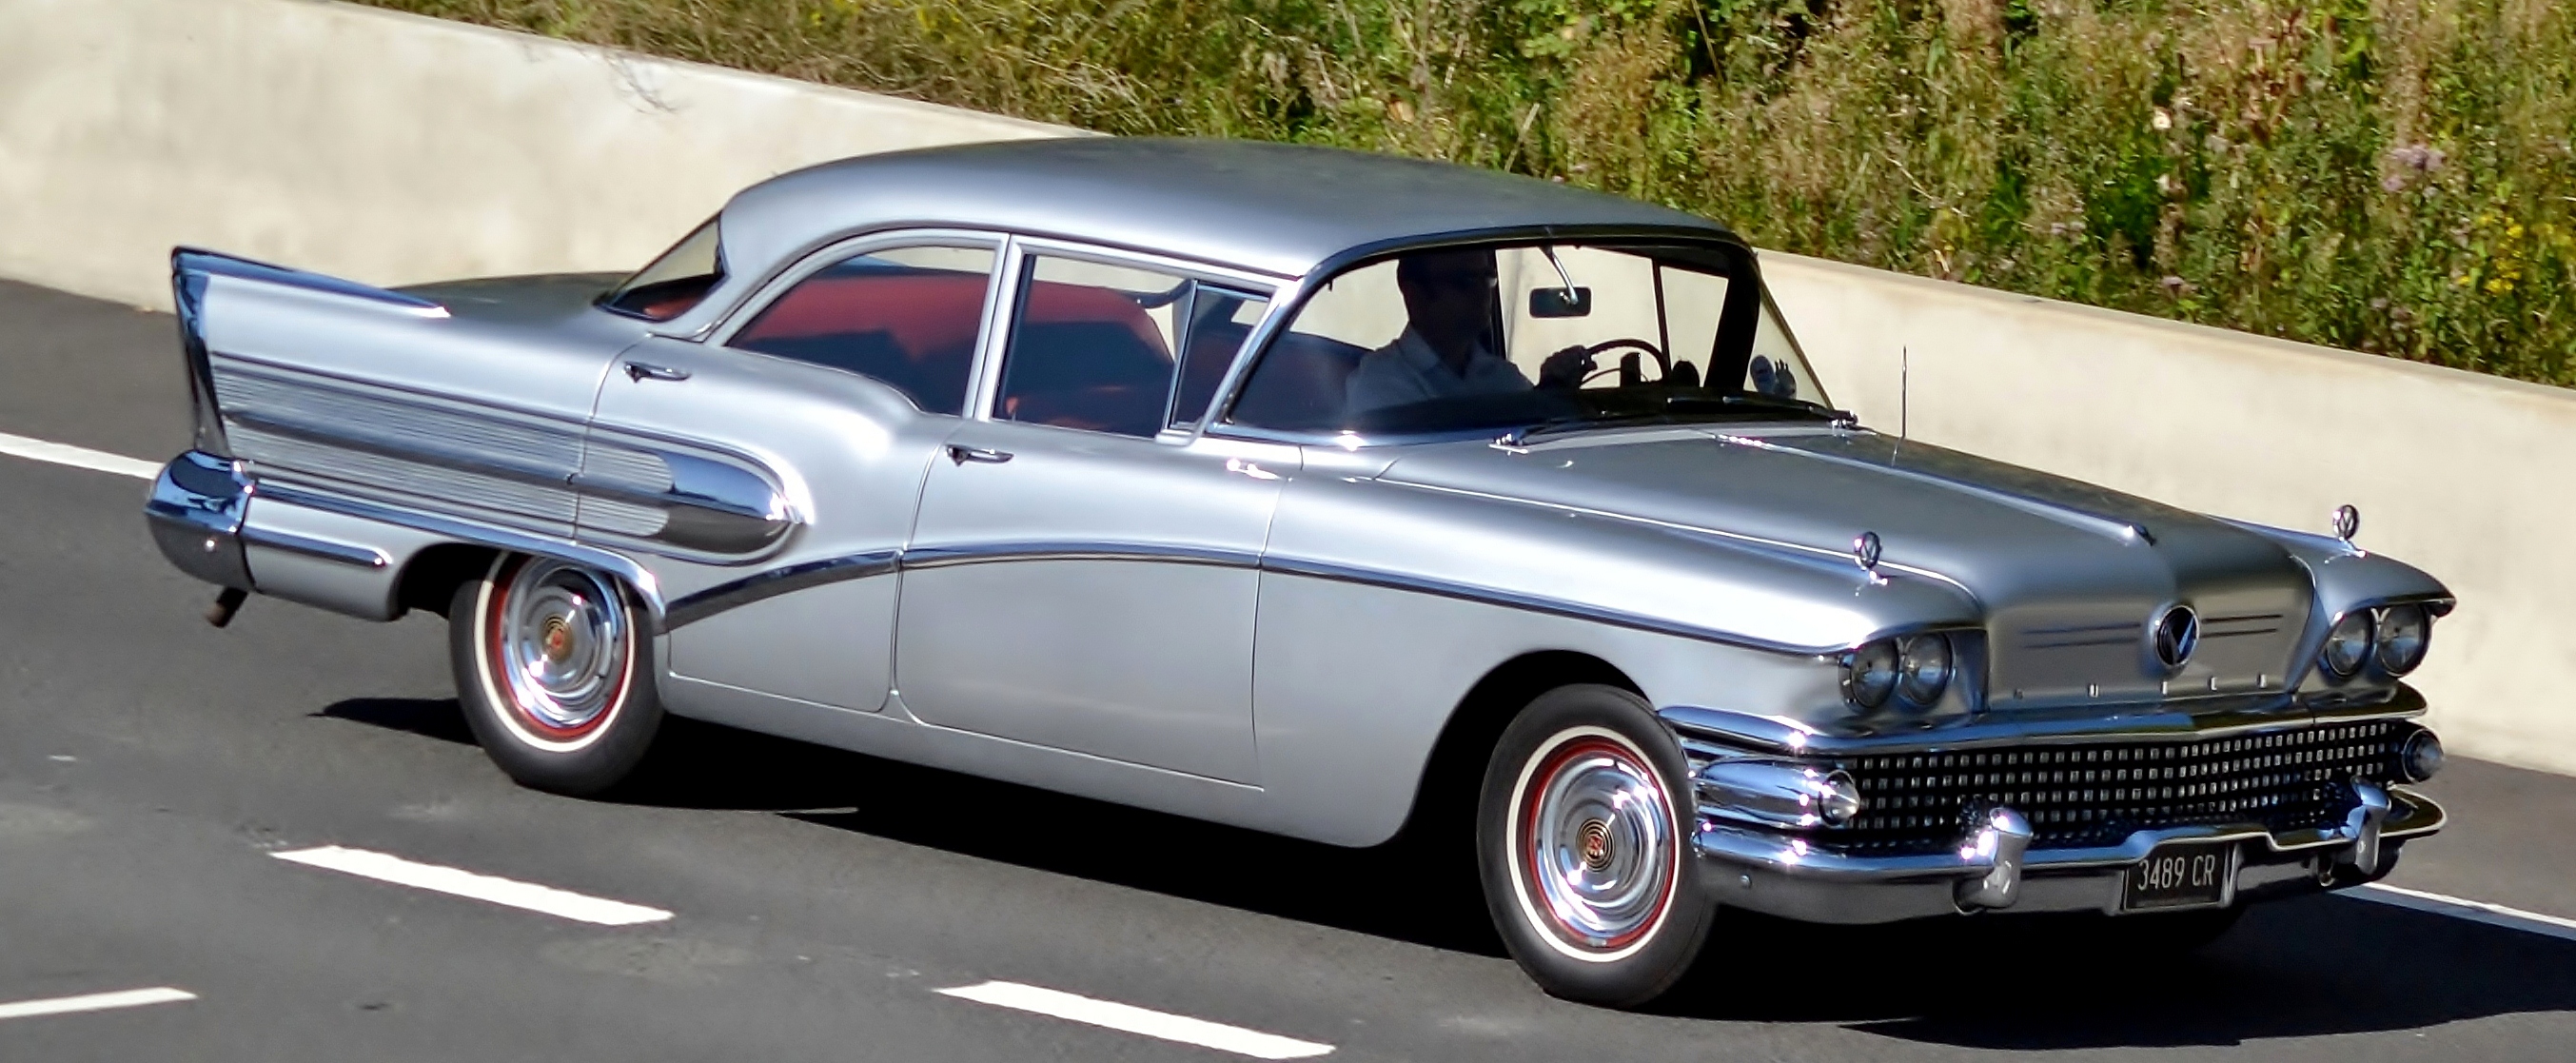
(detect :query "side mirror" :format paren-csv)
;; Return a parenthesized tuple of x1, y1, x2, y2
(1527, 286, 1592, 318)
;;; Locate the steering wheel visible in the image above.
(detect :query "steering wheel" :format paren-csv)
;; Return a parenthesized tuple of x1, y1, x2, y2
(1575, 338, 1671, 385)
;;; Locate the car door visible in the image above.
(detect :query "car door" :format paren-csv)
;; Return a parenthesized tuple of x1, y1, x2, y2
(578, 233, 1003, 716)
(895, 241, 1290, 783)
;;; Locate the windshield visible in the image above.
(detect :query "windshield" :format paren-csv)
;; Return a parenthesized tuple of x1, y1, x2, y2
(1221, 241, 1833, 439)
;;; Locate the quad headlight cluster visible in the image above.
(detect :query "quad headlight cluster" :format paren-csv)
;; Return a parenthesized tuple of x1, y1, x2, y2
(2318, 601, 2435, 681)
(1842, 632, 1955, 711)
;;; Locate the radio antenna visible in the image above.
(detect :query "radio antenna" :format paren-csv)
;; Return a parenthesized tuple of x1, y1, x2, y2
(1897, 346, 1911, 455)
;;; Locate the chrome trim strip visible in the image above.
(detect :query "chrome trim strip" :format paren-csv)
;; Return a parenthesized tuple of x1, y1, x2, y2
(1716, 431, 2153, 545)
(1259, 554, 1840, 657)
(1692, 786, 2442, 881)
(1372, 477, 1980, 605)
(904, 541, 1264, 570)
(174, 247, 448, 317)
(662, 550, 902, 629)
(1659, 686, 2427, 755)
(231, 409, 578, 490)
(261, 483, 666, 624)
(241, 526, 391, 569)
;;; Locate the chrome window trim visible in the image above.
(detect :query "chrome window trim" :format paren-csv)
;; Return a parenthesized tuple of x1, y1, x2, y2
(698, 228, 1010, 418)
(971, 235, 1284, 437)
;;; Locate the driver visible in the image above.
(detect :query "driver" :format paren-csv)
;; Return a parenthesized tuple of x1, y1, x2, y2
(1345, 248, 1592, 415)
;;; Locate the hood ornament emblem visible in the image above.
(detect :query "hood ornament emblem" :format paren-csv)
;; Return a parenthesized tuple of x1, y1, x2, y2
(1853, 531, 1883, 579)
(2331, 503, 2361, 545)
(2152, 604, 2200, 673)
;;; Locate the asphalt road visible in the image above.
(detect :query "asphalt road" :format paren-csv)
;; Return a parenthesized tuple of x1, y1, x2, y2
(6, 276, 2576, 1061)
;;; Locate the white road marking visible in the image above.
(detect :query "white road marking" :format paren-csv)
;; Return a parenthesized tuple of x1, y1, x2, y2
(0, 987, 196, 1021)
(936, 980, 1332, 1059)
(2354, 882, 2576, 943)
(271, 846, 672, 926)
(0, 431, 158, 480)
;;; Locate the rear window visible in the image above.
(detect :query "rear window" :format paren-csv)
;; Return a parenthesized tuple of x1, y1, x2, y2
(602, 218, 724, 322)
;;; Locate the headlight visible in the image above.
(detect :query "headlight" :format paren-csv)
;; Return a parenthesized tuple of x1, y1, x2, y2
(2375, 603, 2431, 675)
(2320, 610, 2372, 679)
(1897, 633, 1953, 707)
(1844, 640, 1898, 709)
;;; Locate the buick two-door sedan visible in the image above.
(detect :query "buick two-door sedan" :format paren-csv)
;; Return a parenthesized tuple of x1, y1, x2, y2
(147, 138, 2451, 1005)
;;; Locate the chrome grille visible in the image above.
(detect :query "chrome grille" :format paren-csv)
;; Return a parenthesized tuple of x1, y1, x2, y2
(1819, 720, 2409, 854)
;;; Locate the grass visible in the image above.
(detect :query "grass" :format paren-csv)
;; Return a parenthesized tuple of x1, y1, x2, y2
(369, 0, 2576, 386)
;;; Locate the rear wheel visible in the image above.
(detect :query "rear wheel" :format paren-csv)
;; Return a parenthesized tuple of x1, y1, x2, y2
(449, 555, 664, 796)
(1478, 684, 1713, 1006)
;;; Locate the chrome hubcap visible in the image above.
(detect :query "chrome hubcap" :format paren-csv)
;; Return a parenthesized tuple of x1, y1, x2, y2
(490, 559, 629, 739)
(1520, 735, 1679, 953)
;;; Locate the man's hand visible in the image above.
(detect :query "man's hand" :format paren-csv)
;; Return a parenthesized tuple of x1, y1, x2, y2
(1537, 344, 1593, 389)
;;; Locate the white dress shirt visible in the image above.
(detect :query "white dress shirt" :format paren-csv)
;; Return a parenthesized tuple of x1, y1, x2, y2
(1344, 327, 1531, 415)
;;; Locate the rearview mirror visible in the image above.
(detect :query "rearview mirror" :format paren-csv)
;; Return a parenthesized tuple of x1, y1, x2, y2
(1528, 286, 1592, 318)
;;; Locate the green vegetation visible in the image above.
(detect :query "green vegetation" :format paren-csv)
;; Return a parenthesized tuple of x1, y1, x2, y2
(374, 0, 2574, 385)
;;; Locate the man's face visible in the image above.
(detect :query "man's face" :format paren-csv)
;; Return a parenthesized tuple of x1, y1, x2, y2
(1397, 251, 1496, 361)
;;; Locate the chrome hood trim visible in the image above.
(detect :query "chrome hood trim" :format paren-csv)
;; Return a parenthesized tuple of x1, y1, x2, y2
(1376, 426, 2316, 706)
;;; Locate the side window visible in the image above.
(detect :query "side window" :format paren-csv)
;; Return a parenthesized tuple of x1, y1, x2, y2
(602, 217, 724, 322)
(729, 245, 997, 416)
(996, 254, 1266, 438)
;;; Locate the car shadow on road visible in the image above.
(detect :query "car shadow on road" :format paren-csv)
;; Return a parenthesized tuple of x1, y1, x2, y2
(625, 717, 1509, 956)
(318, 705, 2576, 1041)
(1653, 892, 2576, 1046)
(314, 697, 478, 745)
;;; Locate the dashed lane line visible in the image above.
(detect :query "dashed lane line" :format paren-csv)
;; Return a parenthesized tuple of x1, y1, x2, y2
(936, 980, 1333, 1059)
(0, 987, 197, 1022)
(2353, 882, 2576, 943)
(0, 431, 157, 480)
(271, 846, 673, 926)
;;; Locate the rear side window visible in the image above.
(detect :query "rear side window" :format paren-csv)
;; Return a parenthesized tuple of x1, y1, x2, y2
(994, 255, 1268, 439)
(729, 246, 998, 416)
(602, 218, 725, 322)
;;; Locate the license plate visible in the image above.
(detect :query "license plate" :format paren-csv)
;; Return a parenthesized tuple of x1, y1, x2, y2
(2122, 840, 2232, 911)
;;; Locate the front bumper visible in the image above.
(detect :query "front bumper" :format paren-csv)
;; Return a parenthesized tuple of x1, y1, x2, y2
(1693, 779, 2442, 924)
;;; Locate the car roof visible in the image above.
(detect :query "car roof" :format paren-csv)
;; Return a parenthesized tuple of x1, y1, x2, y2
(717, 137, 1739, 282)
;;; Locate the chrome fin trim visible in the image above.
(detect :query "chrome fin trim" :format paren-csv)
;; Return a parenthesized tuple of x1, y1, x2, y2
(241, 526, 391, 569)
(662, 550, 902, 629)
(172, 247, 448, 317)
(261, 483, 666, 625)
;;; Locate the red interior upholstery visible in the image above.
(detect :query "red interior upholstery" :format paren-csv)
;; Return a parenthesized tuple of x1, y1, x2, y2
(736, 273, 989, 358)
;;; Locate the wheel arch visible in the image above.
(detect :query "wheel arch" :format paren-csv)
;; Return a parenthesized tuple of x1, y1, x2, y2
(1390, 650, 1644, 845)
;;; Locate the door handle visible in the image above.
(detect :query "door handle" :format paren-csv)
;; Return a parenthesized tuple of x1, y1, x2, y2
(623, 361, 692, 383)
(945, 444, 1013, 465)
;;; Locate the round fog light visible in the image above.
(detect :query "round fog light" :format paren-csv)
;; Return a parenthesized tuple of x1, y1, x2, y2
(2401, 730, 2444, 782)
(1817, 769, 1863, 826)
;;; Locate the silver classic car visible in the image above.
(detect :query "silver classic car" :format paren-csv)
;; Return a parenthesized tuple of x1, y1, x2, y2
(146, 138, 2451, 1006)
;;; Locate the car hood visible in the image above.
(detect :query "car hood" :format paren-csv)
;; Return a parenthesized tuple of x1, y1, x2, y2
(1374, 425, 2314, 706)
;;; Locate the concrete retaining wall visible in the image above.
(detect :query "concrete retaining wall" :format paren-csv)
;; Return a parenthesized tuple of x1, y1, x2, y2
(4, 0, 2567, 771)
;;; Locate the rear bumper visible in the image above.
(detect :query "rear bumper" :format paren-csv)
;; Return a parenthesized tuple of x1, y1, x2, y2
(1694, 784, 2443, 924)
(145, 450, 254, 590)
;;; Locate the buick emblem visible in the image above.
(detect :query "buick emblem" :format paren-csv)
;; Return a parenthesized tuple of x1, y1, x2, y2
(2153, 605, 2200, 671)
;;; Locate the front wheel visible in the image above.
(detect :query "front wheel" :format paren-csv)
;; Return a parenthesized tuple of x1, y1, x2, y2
(1478, 684, 1713, 1007)
(450, 555, 665, 797)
